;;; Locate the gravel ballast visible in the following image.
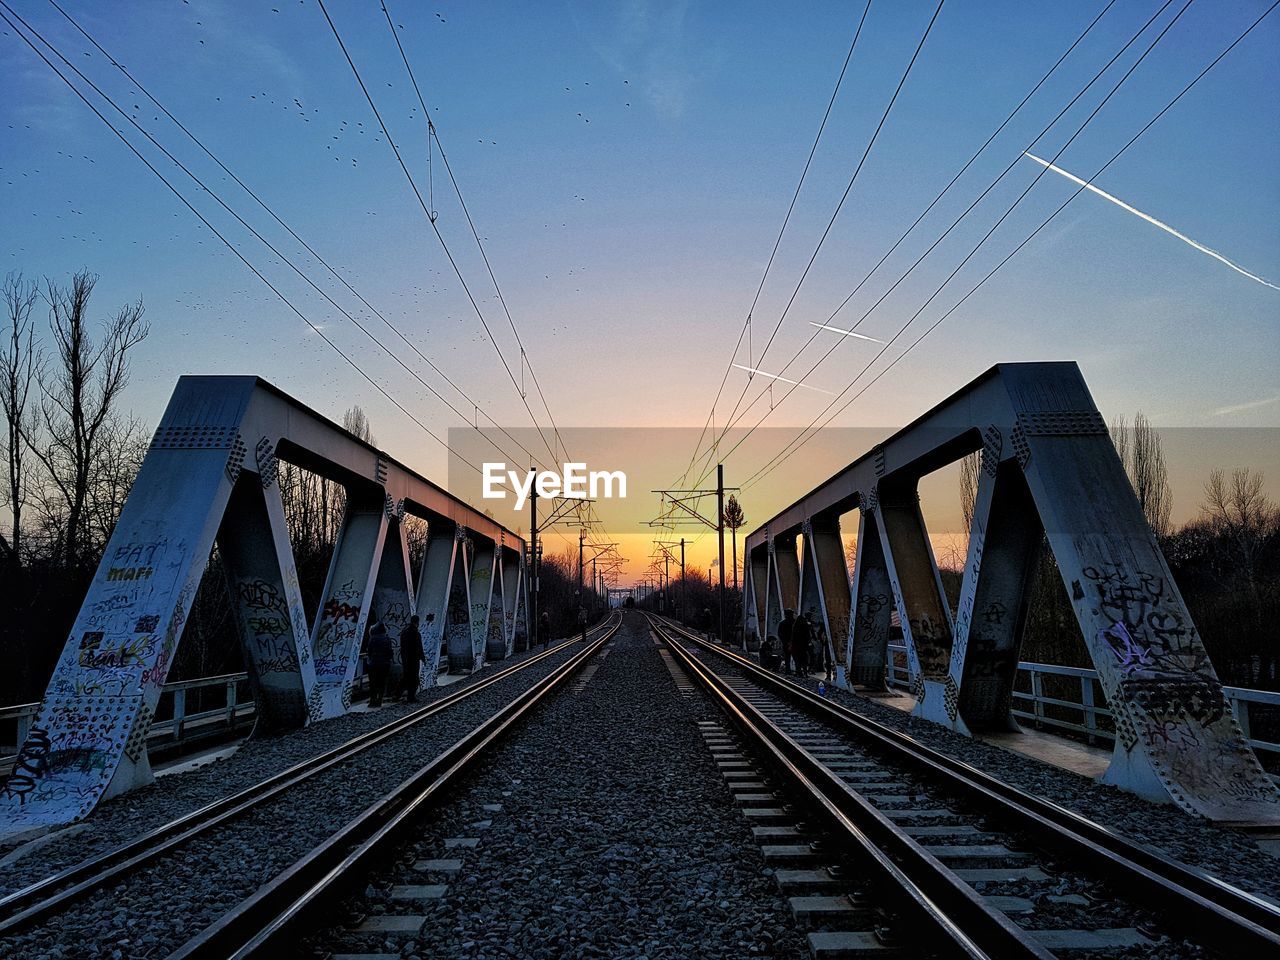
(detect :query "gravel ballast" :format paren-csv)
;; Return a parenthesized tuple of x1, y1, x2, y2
(312, 611, 809, 960)
(0, 631, 604, 959)
(691, 634, 1280, 907)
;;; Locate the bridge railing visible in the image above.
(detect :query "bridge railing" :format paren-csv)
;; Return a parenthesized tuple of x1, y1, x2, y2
(2, 672, 256, 764)
(1, 663, 387, 766)
(885, 643, 1280, 765)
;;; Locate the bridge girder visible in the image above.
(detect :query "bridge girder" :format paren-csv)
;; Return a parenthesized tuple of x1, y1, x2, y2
(1, 376, 527, 834)
(742, 361, 1280, 825)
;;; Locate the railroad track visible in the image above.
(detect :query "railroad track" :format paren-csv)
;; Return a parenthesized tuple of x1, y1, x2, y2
(0, 614, 620, 945)
(649, 614, 1280, 959)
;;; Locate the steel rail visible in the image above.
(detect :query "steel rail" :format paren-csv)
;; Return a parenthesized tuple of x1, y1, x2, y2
(659, 616, 1280, 953)
(0, 614, 619, 934)
(168, 618, 621, 959)
(648, 614, 1046, 960)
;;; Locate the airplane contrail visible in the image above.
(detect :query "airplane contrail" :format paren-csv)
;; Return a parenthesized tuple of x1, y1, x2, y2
(1024, 152, 1279, 291)
(731, 363, 834, 394)
(809, 322, 885, 343)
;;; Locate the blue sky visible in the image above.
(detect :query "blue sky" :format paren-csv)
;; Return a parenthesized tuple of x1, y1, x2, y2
(2, 0, 1277, 560)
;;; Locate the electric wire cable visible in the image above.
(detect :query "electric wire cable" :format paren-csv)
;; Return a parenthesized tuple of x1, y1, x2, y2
(41, 0, 553, 476)
(680, 0, 1169, 490)
(0, 3, 490, 478)
(316, 0, 562, 468)
(690, 0, 1193, 487)
(740, 0, 1275, 491)
(673, 0, 873, 489)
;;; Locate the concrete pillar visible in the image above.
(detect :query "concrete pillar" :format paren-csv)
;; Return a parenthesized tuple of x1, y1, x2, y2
(217, 474, 316, 732)
(1018, 420, 1280, 821)
(468, 539, 498, 672)
(499, 546, 523, 656)
(800, 516, 851, 688)
(847, 508, 893, 690)
(371, 511, 414, 691)
(445, 532, 476, 673)
(486, 544, 511, 661)
(309, 490, 388, 719)
(744, 544, 768, 650)
(875, 483, 955, 717)
(948, 456, 1043, 734)
(0, 418, 243, 830)
(414, 521, 459, 690)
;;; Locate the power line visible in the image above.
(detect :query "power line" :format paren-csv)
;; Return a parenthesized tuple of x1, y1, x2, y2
(674, 0, 873, 488)
(0, 1, 490, 477)
(684, 0, 1162, 488)
(699, 0, 1121, 461)
(41, 0, 551, 475)
(315, 0, 562, 468)
(374, 1, 620, 556)
(381, 0, 571, 466)
(692, 0, 1189, 483)
(686, 0, 946, 486)
(742, 0, 1274, 491)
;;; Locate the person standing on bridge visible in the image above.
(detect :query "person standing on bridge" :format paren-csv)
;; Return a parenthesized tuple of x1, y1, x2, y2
(778, 609, 796, 675)
(399, 615, 423, 703)
(792, 611, 813, 677)
(366, 620, 393, 708)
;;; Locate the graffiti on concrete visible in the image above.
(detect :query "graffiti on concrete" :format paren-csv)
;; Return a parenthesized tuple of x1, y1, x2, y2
(1087, 562, 1278, 808)
(314, 579, 364, 682)
(237, 577, 301, 675)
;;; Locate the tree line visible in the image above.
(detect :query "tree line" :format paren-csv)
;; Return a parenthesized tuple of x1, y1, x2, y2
(2, 272, 1274, 713)
(2, 271, 149, 703)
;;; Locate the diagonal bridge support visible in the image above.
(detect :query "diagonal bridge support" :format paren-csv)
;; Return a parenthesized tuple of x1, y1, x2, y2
(742, 362, 1280, 824)
(0, 376, 527, 834)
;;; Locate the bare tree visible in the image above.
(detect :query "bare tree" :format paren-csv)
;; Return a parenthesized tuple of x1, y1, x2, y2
(723, 493, 745, 590)
(958, 451, 980, 531)
(1111, 411, 1172, 536)
(28, 271, 149, 572)
(278, 406, 378, 612)
(1, 272, 41, 562)
(1202, 468, 1277, 590)
(82, 415, 149, 561)
(342, 405, 376, 446)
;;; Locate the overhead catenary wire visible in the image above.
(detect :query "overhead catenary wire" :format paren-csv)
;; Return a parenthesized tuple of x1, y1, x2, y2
(673, 0, 873, 489)
(373, 0, 568, 465)
(687, 0, 947, 488)
(741, 0, 1277, 491)
(692, 0, 1193, 484)
(683, 0, 1125, 485)
(681, 0, 1156, 489)
(376, 2, 618, 552)
(378, 1, 572, 468)
(41, 0, 551, 476)
(376, 2, 617, 556)
(0, 3, 489, 478)
(315, 0, 563, 470)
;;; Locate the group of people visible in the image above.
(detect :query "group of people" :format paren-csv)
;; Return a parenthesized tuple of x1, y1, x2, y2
(363, 605, 581, 709)
(364, 614, 427, 708)
(760, 608, 833, 680)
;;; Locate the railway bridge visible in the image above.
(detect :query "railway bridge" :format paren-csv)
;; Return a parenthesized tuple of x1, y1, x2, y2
(1, 363, 1278, 960)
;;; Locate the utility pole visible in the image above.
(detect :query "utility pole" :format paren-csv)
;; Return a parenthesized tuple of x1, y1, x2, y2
(663, 551, 669, 613)
(680, 537, 686, 626)
(717, 463, 726, 646)
(529, 474, 538, 651)
(591, 557, 597, 613)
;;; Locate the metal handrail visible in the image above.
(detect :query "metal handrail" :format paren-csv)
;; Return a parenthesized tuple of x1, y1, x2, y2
(671, 618, 1280, 949)
(885, 644, 1280, 758)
